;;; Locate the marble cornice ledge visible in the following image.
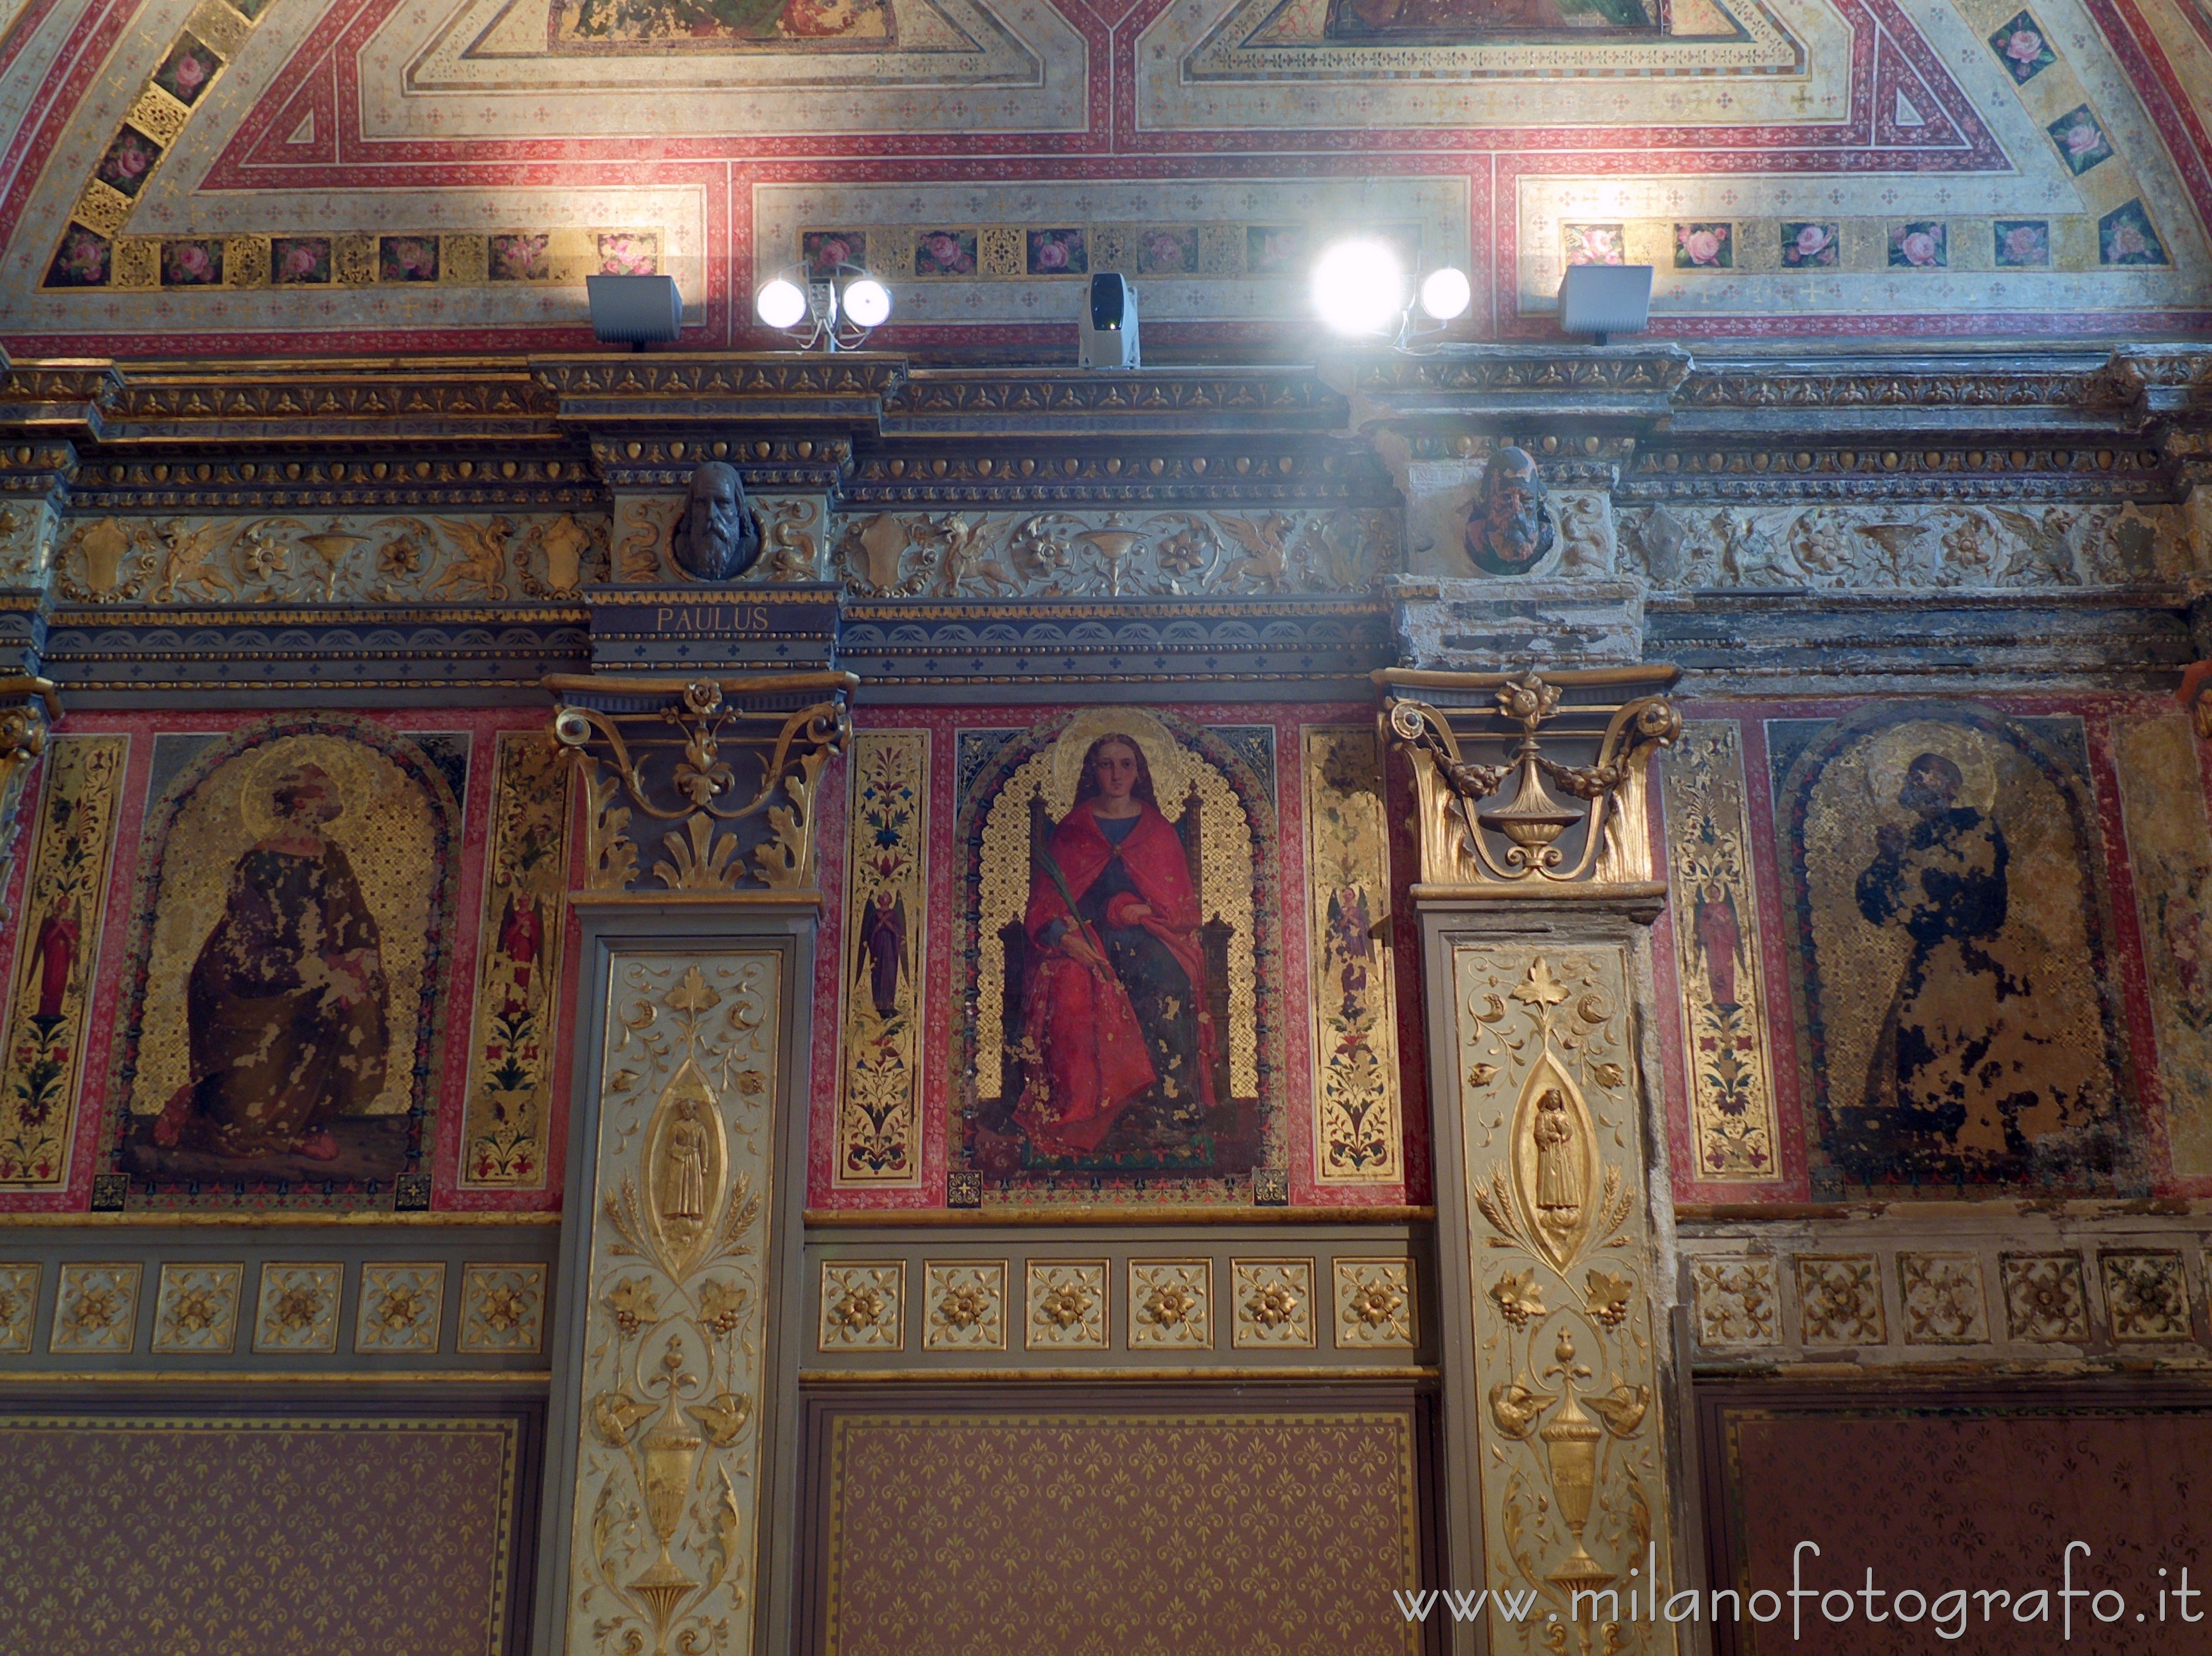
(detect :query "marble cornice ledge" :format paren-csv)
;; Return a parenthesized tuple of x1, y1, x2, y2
(880, 364, 1347, 436)
(530, 350, 904, 425)
(1338, 344, 1692, 427)
(60, 357, 561, 446)
(0, 354, 123, 441)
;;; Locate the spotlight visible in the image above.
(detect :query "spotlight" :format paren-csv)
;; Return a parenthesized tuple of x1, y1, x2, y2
(1419, 266, 1472, 322)
(1313, 240, 1406, 336)
(842, 276, 892, 329)
(1558, 264, 1653, 346)
(586, 273, 682, 346)
(753, 261, 892, 351)
(755, 277, 807, 330)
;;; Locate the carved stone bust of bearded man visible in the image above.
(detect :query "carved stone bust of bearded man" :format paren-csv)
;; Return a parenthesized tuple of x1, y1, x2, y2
(670, 458, 763, 582)
(1464, 445, 1557, 577)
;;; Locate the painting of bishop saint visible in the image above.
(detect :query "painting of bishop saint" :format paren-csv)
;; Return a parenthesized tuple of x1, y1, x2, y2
(958, 710, 1282, 1193)
(1779, 713, 2127, 1191)
(112, 724, 460, 1190)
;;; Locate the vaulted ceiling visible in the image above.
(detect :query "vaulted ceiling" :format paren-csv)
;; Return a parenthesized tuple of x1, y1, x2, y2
(1, 0, 2206, 354)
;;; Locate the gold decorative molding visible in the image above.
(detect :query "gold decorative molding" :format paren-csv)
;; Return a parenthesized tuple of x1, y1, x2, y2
(549, 672, 853, 898)
(1380, 666, 1678, 898)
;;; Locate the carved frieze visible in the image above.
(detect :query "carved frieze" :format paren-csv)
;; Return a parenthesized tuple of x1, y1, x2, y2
(830, 506, 1396, 599)
(47, 509, 609, 607)
(1618, 500, 2197, 590)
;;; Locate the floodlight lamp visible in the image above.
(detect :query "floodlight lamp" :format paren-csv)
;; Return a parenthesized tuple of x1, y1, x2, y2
(842, 277, 893, 329)
(1558, 263, 1653, 346)
(1313, 239, 1406, 337)
(753, 261, 892, 351)
(1419, 266, 1472, 322)
(755, 278, 807, 330)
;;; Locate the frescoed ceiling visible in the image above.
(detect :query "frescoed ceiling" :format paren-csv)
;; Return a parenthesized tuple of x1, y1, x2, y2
(0, 0, 2205, 352)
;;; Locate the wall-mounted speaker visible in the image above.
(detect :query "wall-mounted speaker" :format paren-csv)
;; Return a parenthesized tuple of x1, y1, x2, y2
(1079, 272, 1141, 370)
(1558, 264, 1653, 346)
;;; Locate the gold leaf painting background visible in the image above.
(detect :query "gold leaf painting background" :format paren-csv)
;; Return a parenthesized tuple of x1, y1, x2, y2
(1800, 719, 2108, 1136)
(125, 733, 442, 1120)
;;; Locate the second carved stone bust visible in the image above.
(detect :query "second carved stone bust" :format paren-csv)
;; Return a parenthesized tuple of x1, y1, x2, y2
(670, 458, 763, 582)
(1464, 445, 1556, 578)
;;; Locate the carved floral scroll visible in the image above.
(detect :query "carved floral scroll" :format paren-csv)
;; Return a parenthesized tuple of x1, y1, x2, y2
(550, 674, 851, 897)
(1383, 670, 1678, 893)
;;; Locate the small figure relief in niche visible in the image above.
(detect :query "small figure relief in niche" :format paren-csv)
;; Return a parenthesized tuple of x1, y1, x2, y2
(112, 721, 459, 1192)
(1463, 446, 1559, 578)
(1531, 1087, 1583, 1238)
(665, 1097, 710, 1222)
(1777, 711, 2126, 1190)
(1325, 883, 1374, 1019)
(669, 458, 763, 583)
(958, 708, 1283, 1196)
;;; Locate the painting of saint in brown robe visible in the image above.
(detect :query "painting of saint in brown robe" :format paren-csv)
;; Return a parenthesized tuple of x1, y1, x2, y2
(152, 762, 389, 1160)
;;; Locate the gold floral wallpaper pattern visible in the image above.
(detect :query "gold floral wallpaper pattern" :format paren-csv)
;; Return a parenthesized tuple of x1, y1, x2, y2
(0, 1416, 520, 1654)
(821, 1412, 1421, 1655)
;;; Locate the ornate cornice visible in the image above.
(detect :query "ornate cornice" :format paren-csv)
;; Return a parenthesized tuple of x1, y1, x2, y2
(0, 363, 124, 438)
(531, 352, 904, 419)
(841, 441, 1393, 507)
(1352, 350, 1692, 398)
(882, 367, 1342, 433)
(108, 365, 559, 430)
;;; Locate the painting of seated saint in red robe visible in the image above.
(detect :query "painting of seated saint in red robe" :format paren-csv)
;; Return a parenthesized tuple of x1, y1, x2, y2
(1014, 735, 1219, 1160)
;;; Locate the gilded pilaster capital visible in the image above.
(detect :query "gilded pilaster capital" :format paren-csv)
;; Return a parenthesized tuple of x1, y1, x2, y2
(548, 670, 853, 899)
(1378, 665, 1679, 910)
